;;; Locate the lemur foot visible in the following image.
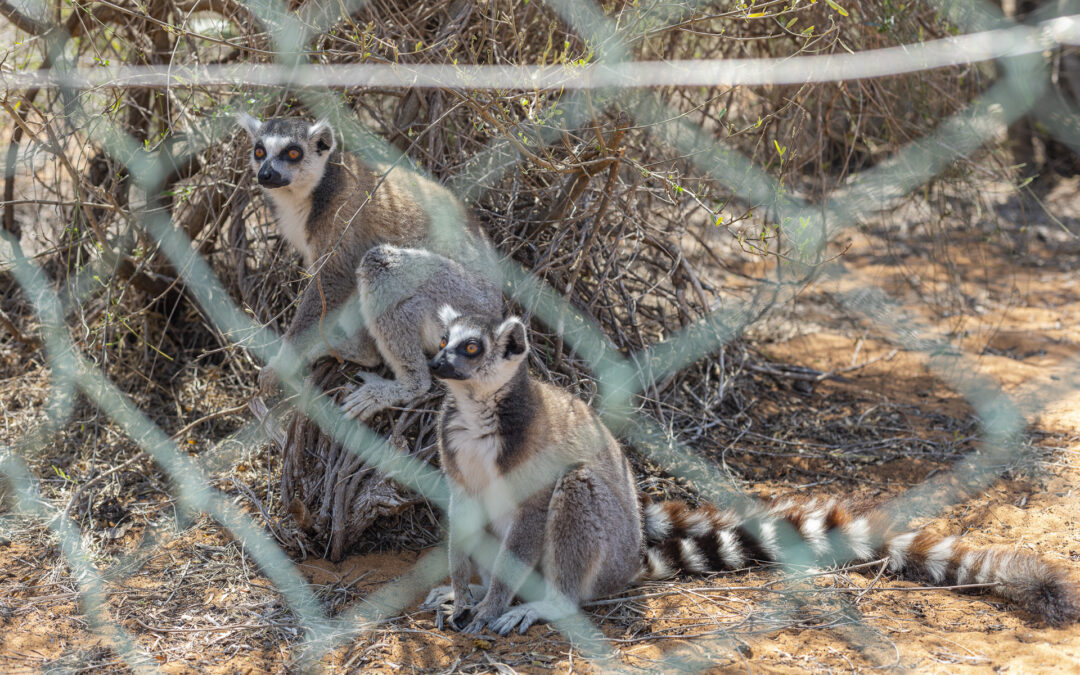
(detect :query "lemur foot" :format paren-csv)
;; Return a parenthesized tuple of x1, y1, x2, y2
(420, 583, 487, 610)
(459, 595, 513, 635)
(422, 584, 485, 630)
(487, 602, 551, 636)
(341, 371, 393, 422)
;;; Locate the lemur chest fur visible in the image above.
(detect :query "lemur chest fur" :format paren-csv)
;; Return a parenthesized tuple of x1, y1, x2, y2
(265, 190, 314, 264)
(443, 398, 515, 538)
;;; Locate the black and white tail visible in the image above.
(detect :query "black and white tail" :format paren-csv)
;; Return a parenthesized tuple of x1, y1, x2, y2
(638, 497, 1080, 626)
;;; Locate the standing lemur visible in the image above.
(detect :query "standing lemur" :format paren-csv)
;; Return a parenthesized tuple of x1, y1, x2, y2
(237, 115, 502, 421)
(422, 307, 1080, 636)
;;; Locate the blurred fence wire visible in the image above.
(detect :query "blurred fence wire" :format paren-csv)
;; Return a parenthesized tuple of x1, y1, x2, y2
(2, 0, 1080, 670)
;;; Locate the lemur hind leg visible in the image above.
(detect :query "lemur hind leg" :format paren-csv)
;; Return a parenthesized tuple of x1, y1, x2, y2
(257, 260, 382, 397)
(343, 244, 500, 422)
(488, 466, 642, 637)
(307, 294, 382, 369)
(341, 294, 433, 422)
(328, 297, 383, 369)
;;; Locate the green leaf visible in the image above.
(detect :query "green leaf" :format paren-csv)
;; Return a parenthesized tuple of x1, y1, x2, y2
(825, 0, 849, 16)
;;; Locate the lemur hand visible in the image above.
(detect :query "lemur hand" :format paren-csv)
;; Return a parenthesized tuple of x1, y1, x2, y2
(256, 363, 282, 399)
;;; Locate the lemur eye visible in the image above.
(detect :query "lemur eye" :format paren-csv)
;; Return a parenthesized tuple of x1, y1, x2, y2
(465, 342, 479, 355)
(439, 338, 447, 349)
(253, 146, 265, 159)
(286, 147, 303, 161)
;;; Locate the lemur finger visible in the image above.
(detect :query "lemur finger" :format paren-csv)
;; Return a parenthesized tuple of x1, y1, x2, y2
(461, 617, 490, 635)
(490, 605, 541, 636)
(340, 391, 375, 421)
(491, 614, 518, 637)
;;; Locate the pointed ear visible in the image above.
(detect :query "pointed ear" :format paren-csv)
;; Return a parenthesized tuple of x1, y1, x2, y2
(237, 113, 262, 138)
(496, 318, 528, 359)
(437, 304, 461, 328)
(308, 118, 336, 155)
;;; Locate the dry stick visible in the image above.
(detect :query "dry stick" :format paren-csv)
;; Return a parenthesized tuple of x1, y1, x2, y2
(463, 97, 558, 171)
(815, 348, 899, 382)
(0, 0, 56, 242)
(231, 476, 291, 546)
(0, 199, 115, 209)
(92, 0, 271, 56)
(553, 149, 624, 370)
(316, 270, 344, 364)
(679, 256, 712, 316)
(853, 558, 891, 605)
(0, 307, 42, 349)
(171, 403, 250, 441)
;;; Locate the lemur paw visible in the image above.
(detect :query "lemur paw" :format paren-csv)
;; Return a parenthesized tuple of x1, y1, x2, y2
(459, 599, 510, 635)
(341, 372, 390, 421)
(423, 584, 485, 630)
(421, 583, 486, 609)
(421, 585, 456, 610)
(459, 615, 492, 635)
(256, 365, 281, 398)
(488, 602, 549, 636)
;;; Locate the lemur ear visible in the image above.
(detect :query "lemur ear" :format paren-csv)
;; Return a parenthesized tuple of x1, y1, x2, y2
(437, 305, 461, 328)
(308, 119, 336, 155)
(496, 318, 528, 358)
(237, 113, 262, 138)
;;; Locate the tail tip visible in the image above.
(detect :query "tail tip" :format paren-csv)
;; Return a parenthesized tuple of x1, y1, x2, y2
(1032, 580, 1080, 627)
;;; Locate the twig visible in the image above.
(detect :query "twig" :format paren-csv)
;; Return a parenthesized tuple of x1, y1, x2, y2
(170, 402, 250, 442)
(0, 307, 42, 349)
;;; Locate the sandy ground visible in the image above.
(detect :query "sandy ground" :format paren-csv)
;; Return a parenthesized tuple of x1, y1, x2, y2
(3, 180, 1080, 672)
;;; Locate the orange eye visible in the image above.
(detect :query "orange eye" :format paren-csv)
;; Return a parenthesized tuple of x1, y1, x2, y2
(287, 148, 302, 161)
(254, 147, 265, 159)
(465, 343, 479, 355)
(439, 338, 447, 349)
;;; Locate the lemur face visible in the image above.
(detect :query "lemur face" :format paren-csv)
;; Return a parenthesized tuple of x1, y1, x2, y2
(237, 115, 336, 192)
(429, 306, 528, 391)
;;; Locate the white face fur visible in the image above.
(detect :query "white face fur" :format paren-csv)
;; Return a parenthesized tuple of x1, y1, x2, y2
(237, 114, 336, 197)
(429, 306, 528, 398)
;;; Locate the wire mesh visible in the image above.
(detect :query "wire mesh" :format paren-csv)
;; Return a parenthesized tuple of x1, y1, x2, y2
(1, 0, 1079, 670)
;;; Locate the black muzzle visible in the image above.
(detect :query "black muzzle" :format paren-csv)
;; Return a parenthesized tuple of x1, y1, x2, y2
(257, 165, 288, 188)
(429, 355, 466, 381)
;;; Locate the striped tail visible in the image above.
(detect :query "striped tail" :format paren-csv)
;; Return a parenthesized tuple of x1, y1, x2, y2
(638, 498, 1080, 626)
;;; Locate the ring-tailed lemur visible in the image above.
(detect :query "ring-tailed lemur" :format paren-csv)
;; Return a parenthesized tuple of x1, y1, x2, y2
(237, 115, 502, 421)
(421, 307, 1080, 636)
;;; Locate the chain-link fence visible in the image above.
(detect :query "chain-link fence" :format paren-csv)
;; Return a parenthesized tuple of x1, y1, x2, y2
(2, 0, 1080, 670)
